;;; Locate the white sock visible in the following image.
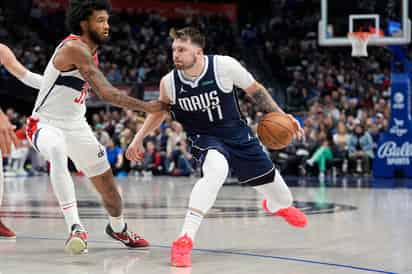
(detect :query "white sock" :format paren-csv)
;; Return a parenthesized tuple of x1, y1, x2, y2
(180, 150, 229, 241)
(49, 154, 82, 232)
(109, 215, 125, 232)
(180, 210, 204, 239)
(254, 169, 293, 212)
(61, 202, 82, 232)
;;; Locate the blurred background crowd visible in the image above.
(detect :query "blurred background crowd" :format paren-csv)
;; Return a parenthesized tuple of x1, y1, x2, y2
(1, 0, 407, 179)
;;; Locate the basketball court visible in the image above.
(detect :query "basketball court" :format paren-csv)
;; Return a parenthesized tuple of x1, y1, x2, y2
(0, 175, 410, 274)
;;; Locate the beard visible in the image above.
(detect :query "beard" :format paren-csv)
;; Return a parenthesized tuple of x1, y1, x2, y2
(89, 29, 109, 45)
(174, 54, 197, 70)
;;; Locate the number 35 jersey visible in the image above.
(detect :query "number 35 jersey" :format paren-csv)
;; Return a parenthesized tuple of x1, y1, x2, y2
(167, 55, 255, 137)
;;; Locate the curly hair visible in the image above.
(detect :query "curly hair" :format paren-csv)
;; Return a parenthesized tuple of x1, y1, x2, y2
(66, 0, 111, 35)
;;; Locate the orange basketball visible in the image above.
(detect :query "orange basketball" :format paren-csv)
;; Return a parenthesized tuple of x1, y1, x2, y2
(257, 112, 296, 150)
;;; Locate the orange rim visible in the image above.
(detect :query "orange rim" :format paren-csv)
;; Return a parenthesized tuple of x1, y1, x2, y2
(348, 32, 372, 41)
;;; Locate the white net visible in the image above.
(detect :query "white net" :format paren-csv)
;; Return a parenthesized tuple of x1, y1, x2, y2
(348, 32, 371, 57)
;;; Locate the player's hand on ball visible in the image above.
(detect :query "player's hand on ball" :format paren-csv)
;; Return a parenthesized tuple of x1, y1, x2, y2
(286, 114, 305, 141)
(126, 137, 144, 162)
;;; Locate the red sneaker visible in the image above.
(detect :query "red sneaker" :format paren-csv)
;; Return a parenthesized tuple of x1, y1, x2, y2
(65, 224, 88, 254)
(0, 220, 16, 239)
(171, 234, 193, 267)
(105, 223, 149, 248)
(262, 199, 308, 228)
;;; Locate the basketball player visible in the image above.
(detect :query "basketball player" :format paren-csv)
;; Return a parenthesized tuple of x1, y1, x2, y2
(1, 0, 167, 253)
(126, 27, 308, 267)
(0, 43, 30, 239)
(0, 108, 18, 238)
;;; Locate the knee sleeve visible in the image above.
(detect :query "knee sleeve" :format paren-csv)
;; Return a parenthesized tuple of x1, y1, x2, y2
(254, 169, 293, 212)
(188, 150, 229, 213)
(36, 127, 76, 206)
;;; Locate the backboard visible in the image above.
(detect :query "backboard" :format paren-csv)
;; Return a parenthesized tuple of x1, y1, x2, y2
(319, 0, 411, 46)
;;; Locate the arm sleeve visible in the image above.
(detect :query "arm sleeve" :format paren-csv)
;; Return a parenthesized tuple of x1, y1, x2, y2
(216, 55, 255, 91)
(20, 70, 43, 90)
(162, 72, 175, 104)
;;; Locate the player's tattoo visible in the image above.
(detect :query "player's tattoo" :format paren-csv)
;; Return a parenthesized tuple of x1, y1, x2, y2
(250, 86, 284, 113)
(81, 57, 167, 113)
(82, 65, 144, 109)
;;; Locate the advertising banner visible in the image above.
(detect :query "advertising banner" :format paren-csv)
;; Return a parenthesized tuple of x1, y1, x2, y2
(373, 73, 412, 178)
(34, 0, 237, 22)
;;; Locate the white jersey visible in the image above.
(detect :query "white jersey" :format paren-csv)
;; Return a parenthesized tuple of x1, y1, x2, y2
(32, 34, 98, 123)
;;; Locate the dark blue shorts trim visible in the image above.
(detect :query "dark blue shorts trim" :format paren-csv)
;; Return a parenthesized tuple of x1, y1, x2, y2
(32, 128, 42, 152)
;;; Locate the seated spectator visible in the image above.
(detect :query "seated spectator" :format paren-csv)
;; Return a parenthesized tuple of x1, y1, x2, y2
(106, 138, 124, 176)
(332, 122, 350, 172)
(333, 122, 349, 151)
(5, 124, 30, 177)
(348, 124, 374, 174)
(367, 122, 383, 153)
(138, 141, 165, 176)
(286, 86, 308, 114)
(169, 140, 192, 177)
(166, 121, 186, 158)
(306, 131, 333, 179)
(95, 123, 111, 147)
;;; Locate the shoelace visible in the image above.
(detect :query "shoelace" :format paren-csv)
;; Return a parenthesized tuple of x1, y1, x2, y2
(122, 231, 141, 241)
(175, 237, 192, 249)
(73, 229, 87, 238)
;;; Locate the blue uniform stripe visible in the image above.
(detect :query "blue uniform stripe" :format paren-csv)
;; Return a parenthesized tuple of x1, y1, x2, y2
(233, 87, 247, 123)
(32, 128, 42, 152)
(34, 82, 57, 113)
(55, 75, 85, 92)
(34, 75, 85, 113)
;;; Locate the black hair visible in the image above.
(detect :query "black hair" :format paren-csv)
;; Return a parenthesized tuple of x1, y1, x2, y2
(66, 0, 111, 35)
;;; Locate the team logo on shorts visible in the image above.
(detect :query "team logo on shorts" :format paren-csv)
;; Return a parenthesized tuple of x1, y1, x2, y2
(97, 146, 105, 158)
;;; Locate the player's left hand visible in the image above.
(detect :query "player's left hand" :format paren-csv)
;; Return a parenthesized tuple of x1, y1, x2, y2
(0, 111, 18, 156)
(125, 137, 145, 162)
(286, 114, 305, 141)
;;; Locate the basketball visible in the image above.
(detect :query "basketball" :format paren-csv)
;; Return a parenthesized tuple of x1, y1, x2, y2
(257, 112, 296, 150)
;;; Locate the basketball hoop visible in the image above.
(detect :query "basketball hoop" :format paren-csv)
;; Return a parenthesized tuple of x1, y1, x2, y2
(348, 32, 372, 57)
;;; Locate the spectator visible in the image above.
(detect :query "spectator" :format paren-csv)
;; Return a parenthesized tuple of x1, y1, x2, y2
(106, 138, 124, 176)
(333, 122, 350, 155)
(95, 123, 111, 147)
(348, 124, 374, 174)
(305, 131, 333, 179)
(5, 124, 30, 177)
(134, 141, 165, 176)
(169, 140, 192, 177)
(166, 121, 186, 157)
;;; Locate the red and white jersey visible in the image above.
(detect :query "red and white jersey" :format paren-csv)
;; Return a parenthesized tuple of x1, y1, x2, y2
(32, 34, 98, 122)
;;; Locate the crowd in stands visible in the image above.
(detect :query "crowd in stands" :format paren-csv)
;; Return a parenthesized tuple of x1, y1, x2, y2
(241, 0, 399, 177)
(1, 1, 408, 179)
